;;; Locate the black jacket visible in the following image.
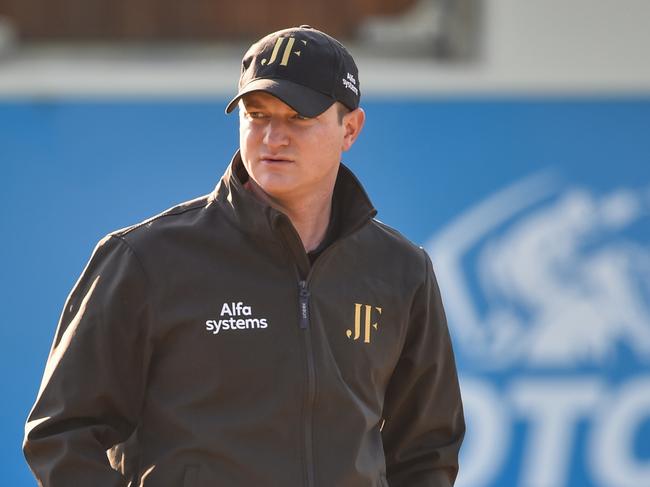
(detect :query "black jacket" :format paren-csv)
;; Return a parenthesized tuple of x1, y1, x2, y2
(24, 152, 465, 487)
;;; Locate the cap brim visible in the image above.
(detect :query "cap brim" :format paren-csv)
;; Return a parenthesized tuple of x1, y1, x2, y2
(225, 78, 335, 118)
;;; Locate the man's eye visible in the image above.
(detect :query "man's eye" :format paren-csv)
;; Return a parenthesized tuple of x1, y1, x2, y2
(293, 114, 312, 121)
(244, 110, 264, 120)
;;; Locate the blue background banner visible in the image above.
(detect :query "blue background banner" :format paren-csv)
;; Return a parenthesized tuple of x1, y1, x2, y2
(3, 98, 649, 486)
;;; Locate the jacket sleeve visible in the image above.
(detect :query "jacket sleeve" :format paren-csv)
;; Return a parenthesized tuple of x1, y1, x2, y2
(381, 249, 465, 487)
(24, 235, 154, 487)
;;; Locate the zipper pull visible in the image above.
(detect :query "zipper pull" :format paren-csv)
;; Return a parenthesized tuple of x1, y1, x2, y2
(298, 280, 310, 329)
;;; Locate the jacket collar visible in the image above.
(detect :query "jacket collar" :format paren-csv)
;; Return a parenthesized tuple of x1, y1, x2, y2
(210, 150, 377, 242)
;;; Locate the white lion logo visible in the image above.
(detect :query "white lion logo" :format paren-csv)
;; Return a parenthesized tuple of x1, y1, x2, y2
(427, 174, 650, 369)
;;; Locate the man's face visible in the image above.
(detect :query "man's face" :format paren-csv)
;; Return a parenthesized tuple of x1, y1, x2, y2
(239, 92, 358, 203)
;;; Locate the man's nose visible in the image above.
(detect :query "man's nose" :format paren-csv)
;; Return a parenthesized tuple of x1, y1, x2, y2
(263, 118, 290, 148)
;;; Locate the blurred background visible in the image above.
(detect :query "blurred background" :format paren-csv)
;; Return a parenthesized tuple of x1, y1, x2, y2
(2, 1, 649, 486)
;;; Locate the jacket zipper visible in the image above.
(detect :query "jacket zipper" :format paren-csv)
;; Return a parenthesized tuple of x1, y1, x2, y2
(278, 211, 372, 487)
(298, 280, 316, 487)
(299, 280, 310, 329)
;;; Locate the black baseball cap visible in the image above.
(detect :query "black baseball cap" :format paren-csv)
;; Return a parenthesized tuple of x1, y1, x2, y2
(225, 25, 360, 118)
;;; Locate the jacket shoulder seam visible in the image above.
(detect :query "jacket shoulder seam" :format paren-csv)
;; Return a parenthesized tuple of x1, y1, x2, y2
(113, 198, 208, 238)
(369, 218, 423, 254)
(109, 234, 152, 289)
(108, 233, 161, 350)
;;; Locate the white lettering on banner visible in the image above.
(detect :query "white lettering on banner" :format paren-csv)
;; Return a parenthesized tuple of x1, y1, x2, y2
(589, 377, 650, 487)
(456, 379, 510, 487)
(457, 377, 650, 487)
(510, 380, 602, 487)
(428, 177, 650, 487)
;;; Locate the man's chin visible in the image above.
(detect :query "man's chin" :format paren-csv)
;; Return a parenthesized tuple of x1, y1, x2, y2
(247, 176, 297, 203)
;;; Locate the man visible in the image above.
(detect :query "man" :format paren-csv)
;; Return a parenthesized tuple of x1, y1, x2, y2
(24, 25, 465, 486)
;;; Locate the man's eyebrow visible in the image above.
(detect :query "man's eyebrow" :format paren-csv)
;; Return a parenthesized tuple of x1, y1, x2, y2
(241, 101, 299, 117)
(242, 99, 265, 109)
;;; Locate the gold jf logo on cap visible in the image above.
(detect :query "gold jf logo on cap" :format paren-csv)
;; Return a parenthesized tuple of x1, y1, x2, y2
(225, 25, 361, 118)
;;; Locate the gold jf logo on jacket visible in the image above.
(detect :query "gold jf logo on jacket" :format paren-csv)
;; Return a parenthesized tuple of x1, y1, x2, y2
(347, 303, 382, 344)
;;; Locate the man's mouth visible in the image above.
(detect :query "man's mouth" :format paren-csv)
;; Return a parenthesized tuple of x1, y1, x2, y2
(260, 156, 293, 164)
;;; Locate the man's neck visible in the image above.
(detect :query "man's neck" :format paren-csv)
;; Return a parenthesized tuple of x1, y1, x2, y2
(245, 181, 333, 253)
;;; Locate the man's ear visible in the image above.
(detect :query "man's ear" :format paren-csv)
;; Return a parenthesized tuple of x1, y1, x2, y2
(342, 107, 365, 152)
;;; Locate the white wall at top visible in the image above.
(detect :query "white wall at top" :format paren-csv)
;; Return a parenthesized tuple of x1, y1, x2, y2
(0, 0, 649, 96)
(362, 0, 650, 94)
(485, 0, 650, 86)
